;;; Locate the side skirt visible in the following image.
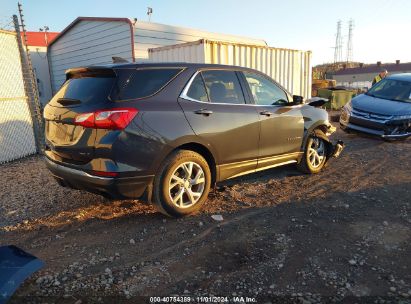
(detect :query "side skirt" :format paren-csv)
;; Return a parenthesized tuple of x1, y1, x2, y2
(217, 152, 302, 181)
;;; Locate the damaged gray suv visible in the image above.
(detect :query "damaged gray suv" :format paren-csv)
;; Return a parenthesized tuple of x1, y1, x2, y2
(44, 63, 343, 217)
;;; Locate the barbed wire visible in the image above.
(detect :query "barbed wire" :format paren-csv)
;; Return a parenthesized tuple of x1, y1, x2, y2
(0, 16, 14, 31)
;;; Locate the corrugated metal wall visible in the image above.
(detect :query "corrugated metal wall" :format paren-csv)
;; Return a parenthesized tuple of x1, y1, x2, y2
(0, 30, 37, 163)
(48, 20, 133, 92)
(149, 40, 312, 99)
(132, 21, 266, 61)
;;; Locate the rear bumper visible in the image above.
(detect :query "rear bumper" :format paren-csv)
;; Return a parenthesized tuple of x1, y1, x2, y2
(45, 157, 153, 199)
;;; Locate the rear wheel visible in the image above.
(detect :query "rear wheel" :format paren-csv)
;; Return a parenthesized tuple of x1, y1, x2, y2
(153, 150, 211, 217)
(298, 131, 328, 174)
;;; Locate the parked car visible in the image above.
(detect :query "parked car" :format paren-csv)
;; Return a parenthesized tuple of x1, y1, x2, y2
(44, 63, 343, 217)
(340, 73, 411, 140)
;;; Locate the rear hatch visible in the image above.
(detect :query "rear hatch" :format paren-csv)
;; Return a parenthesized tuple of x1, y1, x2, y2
(44, 68, 116, 164)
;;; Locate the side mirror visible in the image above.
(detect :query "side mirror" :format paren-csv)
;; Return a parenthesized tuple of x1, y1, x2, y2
(292, 95, 304, 104)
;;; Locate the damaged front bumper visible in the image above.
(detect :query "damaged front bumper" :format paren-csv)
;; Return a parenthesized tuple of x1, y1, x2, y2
(324, 123, 344, 158)
(312, 128, 344, 159)
(340, 108, 411, 140)
(381, 120, 411, 139)
(330, 140, 344, 158)
(381, 132, 411, 140)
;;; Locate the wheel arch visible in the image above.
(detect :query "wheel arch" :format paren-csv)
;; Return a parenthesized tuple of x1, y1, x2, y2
(175, 142, 217, 186)
(299, 120, 332, 163)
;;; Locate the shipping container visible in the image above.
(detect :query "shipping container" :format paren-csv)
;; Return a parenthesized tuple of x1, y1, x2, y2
(149, 39, 312, 99)
(47, 17, 267, 94)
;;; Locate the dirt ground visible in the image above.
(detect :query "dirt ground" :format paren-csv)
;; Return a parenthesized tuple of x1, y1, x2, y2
(1, 124, 410, 304)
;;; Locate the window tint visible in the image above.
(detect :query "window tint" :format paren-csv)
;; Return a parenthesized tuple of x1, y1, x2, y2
(186, 74, 209, 102)
(50, 77, 115, 105)
(201, 70, 245, 104)
(112, 68, 182, 100)
(244, 72, 288, 105)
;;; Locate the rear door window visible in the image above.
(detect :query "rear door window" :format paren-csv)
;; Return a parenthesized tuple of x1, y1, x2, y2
(186, 73, 209, 102)
(112, 68, 183, 100)
(201, 70, 245, 104)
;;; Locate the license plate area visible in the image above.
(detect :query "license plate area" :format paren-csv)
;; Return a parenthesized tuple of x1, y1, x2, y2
(46, 121, 83, 145)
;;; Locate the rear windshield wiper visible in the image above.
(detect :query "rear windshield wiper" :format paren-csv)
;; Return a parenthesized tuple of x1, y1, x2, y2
(57, 98, 81, 106)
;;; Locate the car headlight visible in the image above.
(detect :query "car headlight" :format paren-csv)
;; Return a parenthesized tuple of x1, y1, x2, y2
(343, 102, 352, 112)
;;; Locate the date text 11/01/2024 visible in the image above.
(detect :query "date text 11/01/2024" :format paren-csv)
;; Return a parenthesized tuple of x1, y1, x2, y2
(149, 296, 257, 303)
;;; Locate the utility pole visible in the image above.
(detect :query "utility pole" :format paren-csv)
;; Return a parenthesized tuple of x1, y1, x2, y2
(39, 25, 50, 46)
(147, 7, 153, 22)
(334, 20, 343, 64)
(346, 19, 354, 65)
(16, 2, 45, 152)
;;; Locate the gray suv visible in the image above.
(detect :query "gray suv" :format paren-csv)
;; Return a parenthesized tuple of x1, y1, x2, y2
(44, 63, 343, 217)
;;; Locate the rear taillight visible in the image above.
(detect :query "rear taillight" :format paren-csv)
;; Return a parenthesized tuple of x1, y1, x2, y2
(74, 108, 138, 130)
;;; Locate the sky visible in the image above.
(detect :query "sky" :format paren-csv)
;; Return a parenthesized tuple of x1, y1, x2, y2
(1, 0, 410, 65)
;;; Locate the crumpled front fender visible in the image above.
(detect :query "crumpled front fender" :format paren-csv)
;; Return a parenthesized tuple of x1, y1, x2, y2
(311, 128, 344, 160)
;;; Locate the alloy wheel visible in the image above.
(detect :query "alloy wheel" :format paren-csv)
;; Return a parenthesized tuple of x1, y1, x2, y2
(168, 161, 206, 208)
(308, 137, 326, 168)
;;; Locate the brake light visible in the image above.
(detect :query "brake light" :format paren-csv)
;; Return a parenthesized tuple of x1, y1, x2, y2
(74, 108, 138, 130)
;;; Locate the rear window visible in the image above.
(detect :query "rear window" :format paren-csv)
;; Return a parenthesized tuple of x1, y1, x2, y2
(111, 68, 183, 100)
(50, 76, 115, 106)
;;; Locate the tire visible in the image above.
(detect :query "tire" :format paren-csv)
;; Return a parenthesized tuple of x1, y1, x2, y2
(153, 150, 211, 217)
(297, 131, 328, 174)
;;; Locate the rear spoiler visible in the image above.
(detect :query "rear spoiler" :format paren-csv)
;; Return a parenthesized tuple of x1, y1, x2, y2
(65, 67, 116, 80)
(112, 56, 129, 63)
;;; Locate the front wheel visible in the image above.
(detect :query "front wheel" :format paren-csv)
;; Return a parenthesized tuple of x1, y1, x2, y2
(153, 150, 211, 217)
(297, 132, 328, 174)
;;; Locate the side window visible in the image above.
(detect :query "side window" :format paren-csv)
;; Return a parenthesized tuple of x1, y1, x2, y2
(112, 68, 182, 100)
(201, 70, 245, 104)
(186, 73, 209, 102)
(244, 72, 288, 105)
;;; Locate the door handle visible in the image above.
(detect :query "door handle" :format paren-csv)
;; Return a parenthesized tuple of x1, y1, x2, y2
(259, 110, 274, 116)
(194, 109, 213, 116)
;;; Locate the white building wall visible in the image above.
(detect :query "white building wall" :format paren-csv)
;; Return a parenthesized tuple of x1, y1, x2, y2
(332, 70, 411, 89)
(48, 20, 133, 92)
(28, 46, 53, 105)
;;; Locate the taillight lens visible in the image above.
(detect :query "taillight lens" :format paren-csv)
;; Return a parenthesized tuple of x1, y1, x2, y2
(74, 108, 138, 130)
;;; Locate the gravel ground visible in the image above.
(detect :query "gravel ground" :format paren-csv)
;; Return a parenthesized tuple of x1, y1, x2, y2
(1, 125, 411, 303)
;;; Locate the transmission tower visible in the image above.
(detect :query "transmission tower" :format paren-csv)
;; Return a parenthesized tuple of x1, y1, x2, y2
(346, 19, 354, 64)
(333, 20, 343, 64)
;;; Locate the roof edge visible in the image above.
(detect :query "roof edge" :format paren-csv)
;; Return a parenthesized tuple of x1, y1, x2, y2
(48, 17, 133, 48)
(148, 38, 311, 54)
(47, 17, 135, 62)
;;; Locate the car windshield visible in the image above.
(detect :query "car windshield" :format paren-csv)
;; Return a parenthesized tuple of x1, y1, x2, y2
(367, 78, 411, 103)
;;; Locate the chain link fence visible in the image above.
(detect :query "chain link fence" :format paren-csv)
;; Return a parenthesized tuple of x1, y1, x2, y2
(0, 15, 44, 164)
